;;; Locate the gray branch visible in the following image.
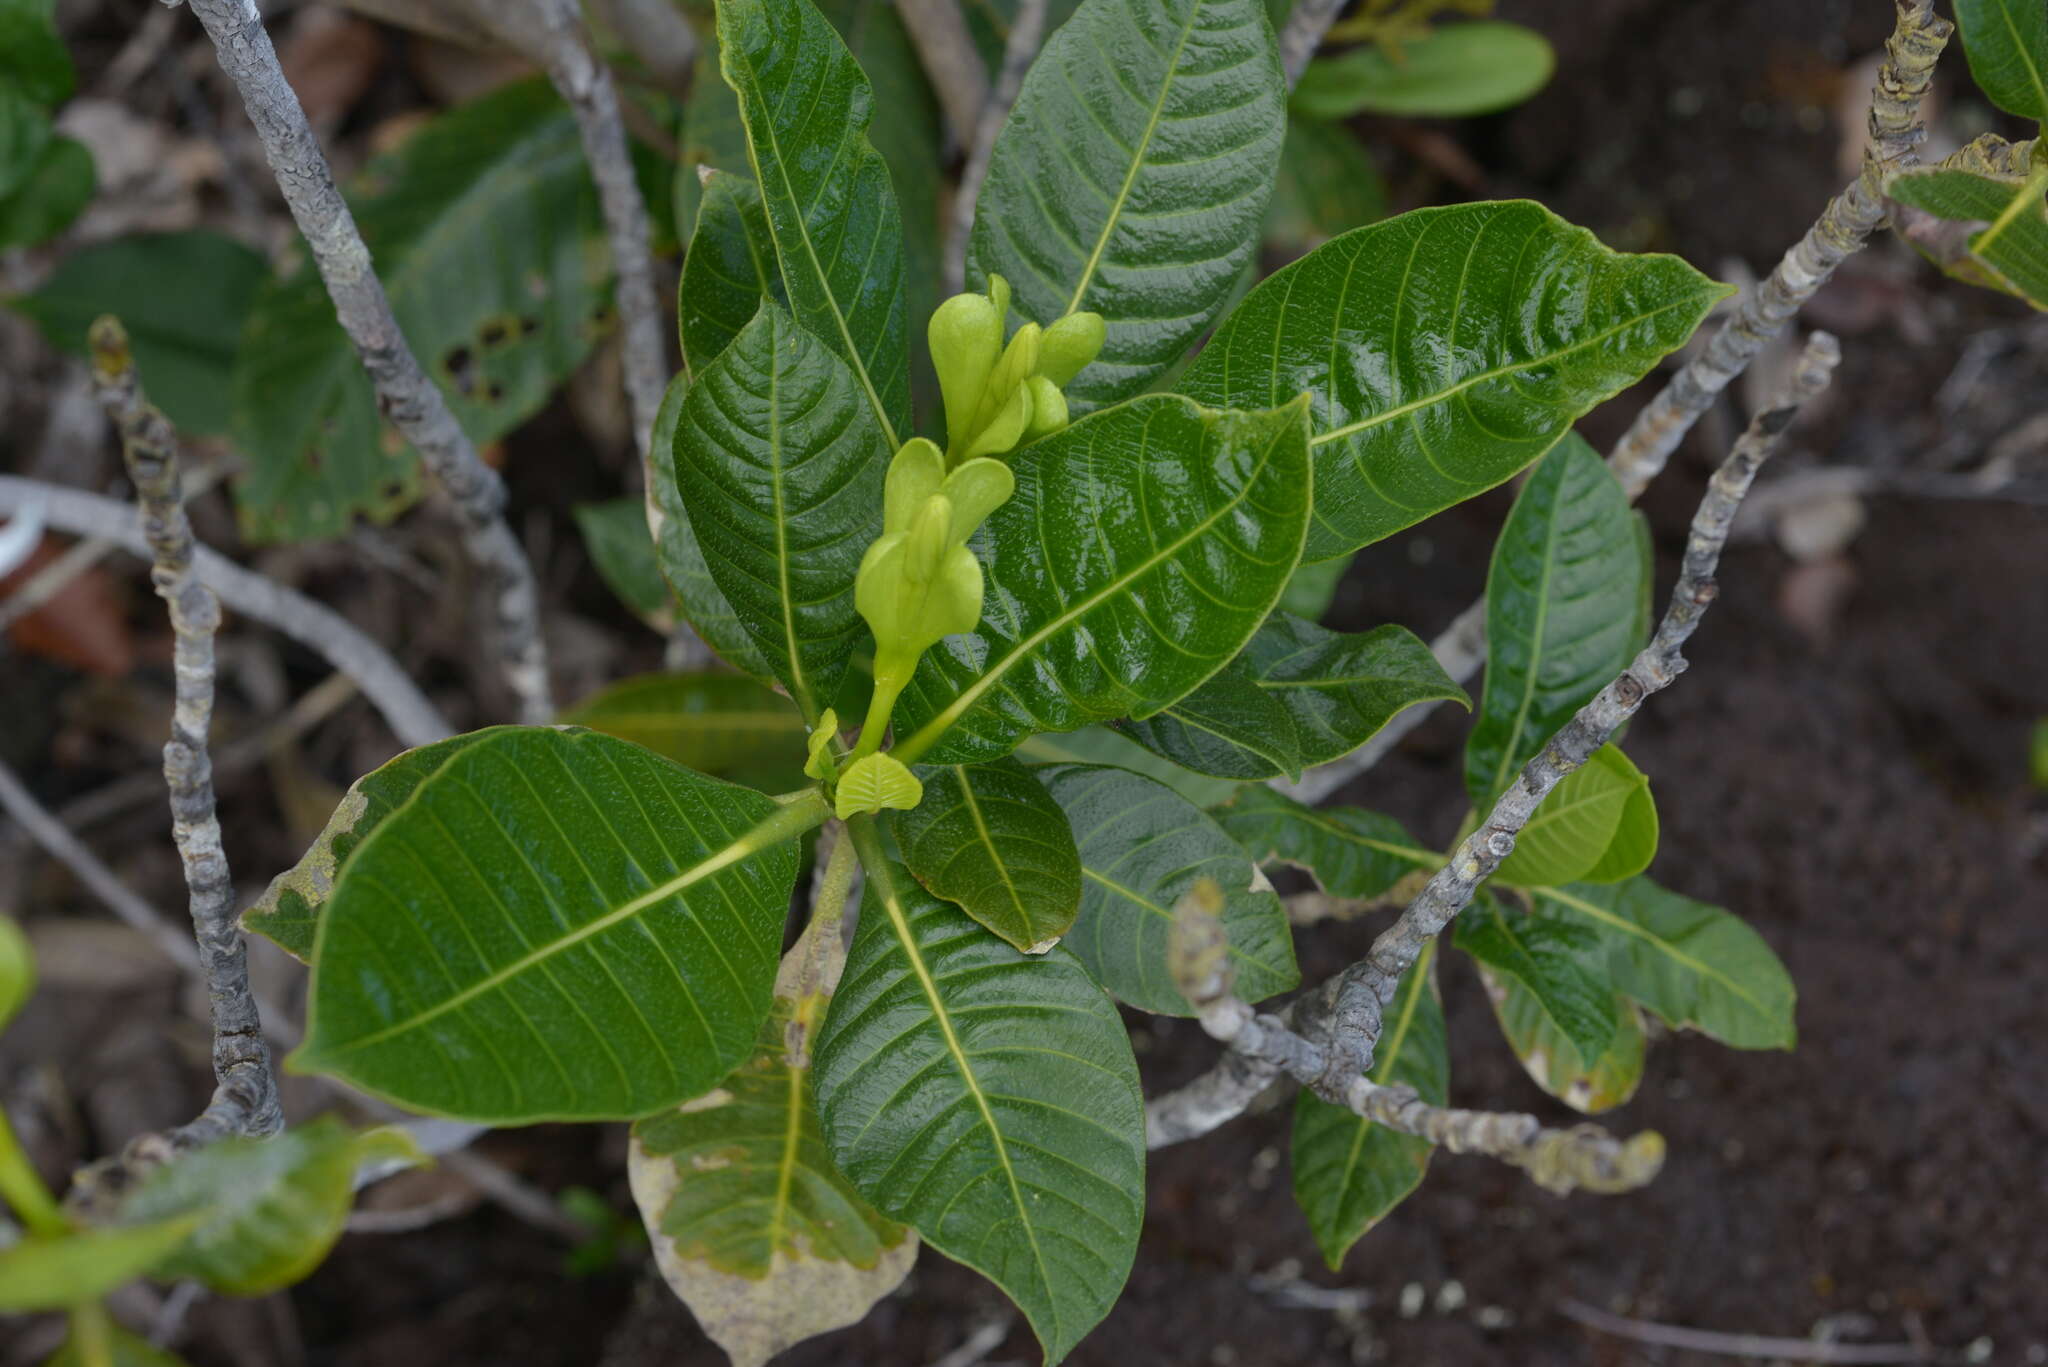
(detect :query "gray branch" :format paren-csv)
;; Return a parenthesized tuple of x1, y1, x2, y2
(942, 0, 1046, 295)
(89, 318, 281, 1148)
(1278, 0, 1345, 88)
(0, 478, 451, 749)
(1277, 0, 1948, 806)
(896, 0, 991, 148)
(1150, 333, 1841, 1149)
(181, 0, 552, 724)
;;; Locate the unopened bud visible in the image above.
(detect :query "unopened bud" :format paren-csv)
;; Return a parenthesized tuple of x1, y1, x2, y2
(1038, 311, 1105, 387)
(1022, 375, 1067, 440)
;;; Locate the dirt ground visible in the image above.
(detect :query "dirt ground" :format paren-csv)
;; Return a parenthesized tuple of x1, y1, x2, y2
(3, 1, 2045, 1364)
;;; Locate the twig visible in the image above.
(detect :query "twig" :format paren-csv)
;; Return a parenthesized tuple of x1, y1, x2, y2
(180, 0, 553, 725)
(1279, 0, 1348, 87)
(531, 0, 669, 465)
(895, 0, 990, 148)
(0, 478, 451, 749)
(1557, 1300, 1948, 1364)
(1276, 0, 1948, 805)
(942, 0, 1046, 295)
(1149, 333, 1841, 1148)
(928, 1317, 1013, 1367)
(89, 318, 281, 1150)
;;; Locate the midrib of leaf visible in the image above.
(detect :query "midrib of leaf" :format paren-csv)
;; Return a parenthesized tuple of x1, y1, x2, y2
(1486, 490, 1563, 802)
(1970, 162, 2048, 259)
(953, 767, 1036, 938)
(1285, 808, 1445, 871)
(1531, 884, 1773, 1020)
(305, 788, 828, 1060)
(1998, 2, 2048, 117)
(726, 41, 901, 451)
(764, 334, 815, 722)
(846, 820, 1057, 1339)
(1061, 3, 1202, 317)
(1309, 294, 1710, 449)
(894, 408, 1294, 763)
(1079, 867, 1285, 978)
(1336, 939, 1432, 1185)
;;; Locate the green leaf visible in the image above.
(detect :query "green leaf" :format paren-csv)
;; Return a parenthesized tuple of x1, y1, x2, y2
(674, 302, 888, 722)
(813, 847, 1145, 1365)
(1453, 894, 1614, 1065)
(1464, 435, 1645, 810)
(1179, 202, 1727, 561)
(1955, 0, 2048, 121)
(679, 169, 784, 375)
(232, 78, 606, 542)
(0, 85, 51, 202)
(650, 372, 778, 681)
(0, 0, 73, 106)
(834, 753, 923, 819)
(1267, 118, 1386, 253)
(673, 38, 750, 237)
(119, 1118, 424, 1296)
(560, 672, 806, 780)
(0, 133, 91, 249)
(1210, 785, 1438, 899)
(293, 727, 816, 1123)
(7, 231, 264, 436)
(45, 1311, 193, 1367)
(1292, 941, 1445, 1269)
(1890, 164, 2048, 309)
(965, 0, 1287, 411)
(244, 733, 486, 963)
(1277, 550, 1350, 621)
(573, 498, 674, 623)
(1480, 970, 1645, 1114)
(898, 759, 1083, 953)
(1293, 22, 1555, 120)
(1528, 877, 1796, 1050)
(629, 968, 914, 1367)
(2033, 717, 2048, 788)
(893, 394, 1313, 766)
(1119, 615, 1466, 780)
(717, 0, 910, 447)
(1014, 725, 1242, 808)
(1492, 744, 1653, 888)
(0, 1214, 202, 1311)
(0, 915, 31, 1032)
(1037, 762, 1297, 1015)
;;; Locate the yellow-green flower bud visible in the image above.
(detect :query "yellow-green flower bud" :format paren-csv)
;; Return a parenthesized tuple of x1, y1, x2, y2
(883, 438, 945, 534)
(961, 379, 1033, 463)
(904, 493, 954, 586)
(930, 292, 1001, 459)
(1038, 311, 1105, 387)
(1022, 375, 1067, 440)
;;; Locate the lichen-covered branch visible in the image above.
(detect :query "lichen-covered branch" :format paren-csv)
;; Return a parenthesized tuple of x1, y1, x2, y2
(1604, 0, 1947, 497)
(88, 317, 281, 1149)
(1151, 334, 1842, 1149)
(896, 0, 990, 146)
(181, 0, 552, 723)
(943, 0, 1047, 295)
(1157, 882, 1660, 1194)
(0, 478, 451, 748)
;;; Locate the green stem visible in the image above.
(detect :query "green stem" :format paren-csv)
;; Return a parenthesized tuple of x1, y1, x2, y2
(67, 1303, 115, 1367)
(809, 823, 861, 935)
(0, 1108, 66, 1237)
(850, 665, 910, 762)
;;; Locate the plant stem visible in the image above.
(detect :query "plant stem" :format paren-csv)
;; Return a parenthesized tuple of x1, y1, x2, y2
(0, 1109, 67, 1237)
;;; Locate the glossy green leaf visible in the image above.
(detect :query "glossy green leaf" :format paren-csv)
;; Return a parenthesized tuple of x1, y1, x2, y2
(44, 1311, 193, 1367)
(1581, 761, 1659, 884)
(1464, 435, 1645, 810)
(1267, 118, 1386, 254)
(244, 733, 486, 962)
(1481, 969, 1645, 1114)
(966, 0, 1287, 410)
(562, 672, 806, 781)
(1293, 22, 1555, 120)
(674, 302, 888, 723)
(1179, 202, 1727, 560)
(8, 231, 264, 436)
(650, 372, 777, 681)
(813, 849, 1145, 1365)
(0, 86, 50, 202)
(233, 78, 605, 542)
(0, 0, 73, 106)
(1210, 785, 1437, 899)
(1037, 762, 1297, 1015)
(679, 169, 784, 375)
(1529, 877, 1795, 1050)
(1890, 165, 2048, 309)
(1293, 941, 1445, 1268)
(120, 1118, 424, 1296)
(1955, 0, 2048, 121)
(293, 727, 815, 1123)
(1014, 725, 1241, 808)
(898, 759, 1083, 953)
(1453, 894, 1614, 1065)
(573, 497, 673, 623)
(0, 915, 31, 1032)
(629, 956, 914, 1367)
(1492, 744, 1652, 888)
(892, 394, 1313, 766)
(718, 0, 910, 447)
(0, 1215, 202, 1311)
(0, 133, 91, 249)
(1114, 657, 1303, 781)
